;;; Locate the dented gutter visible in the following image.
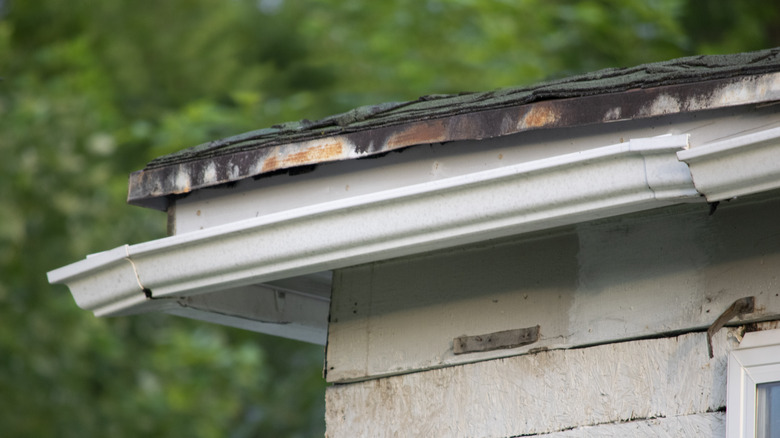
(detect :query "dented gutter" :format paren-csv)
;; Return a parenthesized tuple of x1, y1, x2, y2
(128, 72, 780, 210)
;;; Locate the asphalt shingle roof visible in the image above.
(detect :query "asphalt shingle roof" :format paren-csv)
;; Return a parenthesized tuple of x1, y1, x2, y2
(148, 48, 780, 169)
(129, 47, 780, 209)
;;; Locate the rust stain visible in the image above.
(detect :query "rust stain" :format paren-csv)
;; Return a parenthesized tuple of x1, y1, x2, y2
(175, 168, 192, 194)
(285, 141, 344, 166)
(261, 141, 345, 173)
(261, 154, 279, 173)
(518, 105, 561, 129)
(386, 120, 448, 149)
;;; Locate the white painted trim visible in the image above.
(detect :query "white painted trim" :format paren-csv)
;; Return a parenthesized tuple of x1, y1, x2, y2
(677, 125, 780, 201)
(48, 135, 698, 329)
(726, 328, 780, 437)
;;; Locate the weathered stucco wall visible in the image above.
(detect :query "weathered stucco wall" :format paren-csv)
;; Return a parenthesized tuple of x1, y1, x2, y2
(326, 328, 742, 437)
(539, 414, 724, 437)
(324, 190, 780, 436)
(326, 192, 780, 383)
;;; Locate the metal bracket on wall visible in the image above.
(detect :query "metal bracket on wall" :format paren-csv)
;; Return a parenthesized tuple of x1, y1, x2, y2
(706, 296, 755, 358)
(453, 325, 540, 355)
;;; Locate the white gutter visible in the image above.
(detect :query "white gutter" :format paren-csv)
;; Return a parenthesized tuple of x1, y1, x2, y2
(53, 126, 780, 342)
(51, 126, 780, 341)
(677, 125, 780, 201)
(49, 134, 701, 335)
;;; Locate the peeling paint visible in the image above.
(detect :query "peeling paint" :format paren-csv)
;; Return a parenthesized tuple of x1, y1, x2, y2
(714, 75, 779, 107)
(202, 162, 217, 184)
(250, 156, 266, 177)
(227, 162, 239, 180)
(386, 120, 448, 149)
(640, 94, 682, 117)
(603, 107, 622, 121)
(288, 141, 344, 165)
(518, 104, 561, 129)
(260, 153, 280, 174)
(175, 167, 192, 193)
(713, 77, 755, 105)
(260, 140, 345, 173)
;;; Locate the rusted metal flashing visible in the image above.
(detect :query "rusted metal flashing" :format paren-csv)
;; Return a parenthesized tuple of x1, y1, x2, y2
(146, 48, 780, 172)
(706, 296, 755, 358)
(129, 71, 780, 210)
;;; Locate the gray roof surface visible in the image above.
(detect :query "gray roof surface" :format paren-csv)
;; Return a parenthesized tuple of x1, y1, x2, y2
(130, 48, 780, 209)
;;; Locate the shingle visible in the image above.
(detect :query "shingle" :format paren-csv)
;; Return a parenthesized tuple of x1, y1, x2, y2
(129, 48, 780, 210)
(146, 48, 780, 170)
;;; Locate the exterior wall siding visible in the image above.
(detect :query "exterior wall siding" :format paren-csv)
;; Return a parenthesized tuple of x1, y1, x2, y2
(516, 413, 725, 437)
(326, 193, 780, 383)
(326, 328, 743, 437)
(325, 192, 780, 436)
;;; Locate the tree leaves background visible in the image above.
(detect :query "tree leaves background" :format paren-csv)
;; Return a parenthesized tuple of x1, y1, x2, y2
(1, 0, 776, 436)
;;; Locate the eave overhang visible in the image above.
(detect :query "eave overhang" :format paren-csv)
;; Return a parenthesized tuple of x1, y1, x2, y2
(50, 134, 694, 333)
(128, 71, 780, 211)
(49, 48, 780, 344)
(49, 126, 780, 344)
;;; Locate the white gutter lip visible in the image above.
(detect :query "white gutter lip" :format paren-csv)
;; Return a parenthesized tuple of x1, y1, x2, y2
(47, 245, 128, 285)
(48, 134, 699, 320)
(677, 125, 780, 161)
(677, 125, 780, 201)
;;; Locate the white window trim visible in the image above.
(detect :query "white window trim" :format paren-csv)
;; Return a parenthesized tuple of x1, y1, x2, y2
(727, 328, 780, 437)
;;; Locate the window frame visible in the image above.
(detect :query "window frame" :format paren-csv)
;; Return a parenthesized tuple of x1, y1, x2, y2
(727, 328, 780, 437)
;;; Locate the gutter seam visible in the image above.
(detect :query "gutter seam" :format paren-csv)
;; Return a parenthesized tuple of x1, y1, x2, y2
(124, 245, 152, 298)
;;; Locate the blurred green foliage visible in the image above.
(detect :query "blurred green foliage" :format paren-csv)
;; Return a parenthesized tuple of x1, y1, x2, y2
(0, 0, 777, 436)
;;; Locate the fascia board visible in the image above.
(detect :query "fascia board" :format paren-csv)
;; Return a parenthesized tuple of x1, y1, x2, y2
(677, 126, 780, 201)
(49, 134, 698, 320)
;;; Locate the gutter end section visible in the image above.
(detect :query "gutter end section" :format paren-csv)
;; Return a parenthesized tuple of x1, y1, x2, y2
(677, 126, 780, 202)
(47, 245, 163, 317)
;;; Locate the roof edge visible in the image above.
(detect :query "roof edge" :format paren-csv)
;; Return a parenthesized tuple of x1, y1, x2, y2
(128, 72, 780, 210)
(56, 134, 698, 320)
(51, 124, 780, 345)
